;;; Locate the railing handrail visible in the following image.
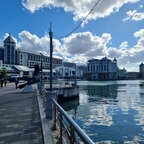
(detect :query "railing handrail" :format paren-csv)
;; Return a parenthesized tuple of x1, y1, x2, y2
(40, 87, 94, 144)
(50, 97, 94, 144)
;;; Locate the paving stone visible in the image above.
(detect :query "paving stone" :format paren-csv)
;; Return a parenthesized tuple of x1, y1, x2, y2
(0, 83, 44, 144)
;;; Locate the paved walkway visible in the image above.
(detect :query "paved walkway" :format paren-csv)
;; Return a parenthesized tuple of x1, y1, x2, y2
(0, 83, 44, 144)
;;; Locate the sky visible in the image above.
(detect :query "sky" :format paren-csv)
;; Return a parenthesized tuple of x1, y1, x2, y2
(0, 0, 144, 72)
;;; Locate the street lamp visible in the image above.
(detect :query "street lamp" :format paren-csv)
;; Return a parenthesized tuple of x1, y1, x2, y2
(40, 52, 44, 89)
(49, 23, 53, 91)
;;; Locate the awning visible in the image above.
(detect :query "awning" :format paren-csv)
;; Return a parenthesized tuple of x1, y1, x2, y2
(0, 66, 14, 72)
(12, 65, 32, 72)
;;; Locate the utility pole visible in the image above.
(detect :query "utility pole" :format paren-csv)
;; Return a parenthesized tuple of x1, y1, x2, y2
(49, 23, 53, 91)
(45, 23, 55, 120)
(40, 52, 43, 89)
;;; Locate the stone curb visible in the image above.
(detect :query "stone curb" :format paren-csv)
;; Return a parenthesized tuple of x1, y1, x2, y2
(36, 90, 54, 144)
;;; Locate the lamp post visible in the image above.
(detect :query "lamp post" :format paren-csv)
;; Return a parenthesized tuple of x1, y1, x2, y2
(40, 53, 44, 89)
(49, 23, 53, 91)
(75, 66, 77, 86)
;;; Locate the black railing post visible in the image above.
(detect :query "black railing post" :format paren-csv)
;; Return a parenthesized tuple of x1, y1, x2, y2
(59, 112, 63, 144)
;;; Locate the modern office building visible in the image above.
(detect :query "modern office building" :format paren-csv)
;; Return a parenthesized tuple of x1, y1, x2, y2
(16, 48, 62, 69)
(0, 35, 63, 77)
(0, 35, 63, 68)
(4, 35, 16, 64)
(86, 57, 118, 80)
(0, 46, 4, 62)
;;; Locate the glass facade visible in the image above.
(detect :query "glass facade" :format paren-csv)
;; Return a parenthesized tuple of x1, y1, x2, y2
(0, 47, 4, 62)
(1, 35, 63, 69)
(4, 36, 16, 64)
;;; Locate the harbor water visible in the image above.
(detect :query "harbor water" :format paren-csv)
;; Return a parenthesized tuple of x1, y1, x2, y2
(59, 80, 144, 144)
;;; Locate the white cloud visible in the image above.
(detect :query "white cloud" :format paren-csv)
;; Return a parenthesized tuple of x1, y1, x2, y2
(17, 30, 61, 55)
(123, 8, 144, 21)
(119, 41, 129, 49)
(132, 12, 144, 20)
(0, 33, 18, 46)
(22, 0, 139, 22)
(134, 29, 144, 38)
(134, 29, 144, 47)
(16, 28, 144, 71)
(115, 29, 144, 69)
(16, 30, 112, 64)
(108, 47, 122, 58)
(123, 10, 137, 21)
(61, 32, 112, 62)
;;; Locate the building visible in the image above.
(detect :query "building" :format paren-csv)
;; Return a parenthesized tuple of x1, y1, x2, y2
(4, 36, 16, 64)
(0, 60, 15, 75)
(127, 72, 140, 79)
(139, 63, 144, 79)
(86, 57, 118, 80)
(63, 62, 76, 67)
(1, 35, 63, 69)
(0, 35, 63, 77)
(54, 66, 83, 79)
(139, 63, 144, 73)
(0, 46, 4, 62)
(16, 48, 62, 69)
(117, 68, 128, 79)
(77, 65, 87, 79)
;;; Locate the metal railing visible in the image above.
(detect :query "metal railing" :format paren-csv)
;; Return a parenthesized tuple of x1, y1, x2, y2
(40, 88, 94, 144)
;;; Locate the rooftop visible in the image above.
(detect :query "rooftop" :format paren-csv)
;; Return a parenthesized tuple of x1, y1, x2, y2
(4, 35, 16, 44)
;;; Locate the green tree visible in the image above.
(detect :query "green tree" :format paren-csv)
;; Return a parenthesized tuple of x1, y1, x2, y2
(1, 67, 9, 78)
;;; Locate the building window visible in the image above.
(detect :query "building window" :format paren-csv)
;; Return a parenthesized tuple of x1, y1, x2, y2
(104, 65, 106, 71)
(107, 65, 109, 71)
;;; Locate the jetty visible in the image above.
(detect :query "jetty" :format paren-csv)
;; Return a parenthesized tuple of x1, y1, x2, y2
(42, 80, 79, 100)
(0, 80, 94, 144)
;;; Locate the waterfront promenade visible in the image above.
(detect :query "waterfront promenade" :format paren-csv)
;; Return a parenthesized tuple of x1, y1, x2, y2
(0, 82, 52, 144)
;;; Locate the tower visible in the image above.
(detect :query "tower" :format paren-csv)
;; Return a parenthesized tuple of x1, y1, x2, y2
(4, 35, 16, 64)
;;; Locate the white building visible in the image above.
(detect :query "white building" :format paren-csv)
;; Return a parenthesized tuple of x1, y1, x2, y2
(16, 48, 63, 69)
(0, 35, 63, 78)
(0, 60, 14, 74)
(0, 60, 33, 77)
(87, 57, 118, 80)
(54, 66, 83, 79)
(117, 68, 128, 79)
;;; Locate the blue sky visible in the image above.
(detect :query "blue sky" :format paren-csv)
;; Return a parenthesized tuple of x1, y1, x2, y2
(0, 0, 144, 71)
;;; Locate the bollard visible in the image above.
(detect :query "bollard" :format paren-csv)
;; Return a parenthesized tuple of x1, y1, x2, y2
(45, 91, 57, 120)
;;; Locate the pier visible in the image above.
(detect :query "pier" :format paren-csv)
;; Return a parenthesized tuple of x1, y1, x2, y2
(43, 81, 79, 100)
(0, 82, 94, 144)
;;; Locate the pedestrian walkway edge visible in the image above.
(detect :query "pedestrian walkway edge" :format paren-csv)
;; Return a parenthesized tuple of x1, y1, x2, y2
(36, 90, 54, 144)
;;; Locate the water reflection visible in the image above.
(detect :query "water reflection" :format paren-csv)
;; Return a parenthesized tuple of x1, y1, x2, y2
(82, 85, 118, 103)
(59, 97, 79, 120)
(60, 80, 144, 143)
